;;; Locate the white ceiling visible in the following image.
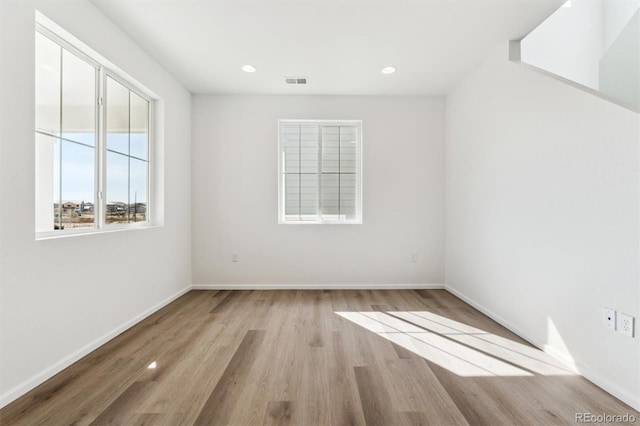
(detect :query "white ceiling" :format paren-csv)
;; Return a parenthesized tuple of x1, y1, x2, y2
(90, 0, 564, 96)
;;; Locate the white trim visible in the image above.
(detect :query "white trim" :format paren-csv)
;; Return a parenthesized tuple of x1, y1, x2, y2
(0, 286, 190, 410)
(192, 283, 444, 290)
(36, 23, 101, 69)
(444, 285, 640, 411)
(36, 223, 158, 240)
(443, 285, 578, 369)
(570, 361, 640, 412)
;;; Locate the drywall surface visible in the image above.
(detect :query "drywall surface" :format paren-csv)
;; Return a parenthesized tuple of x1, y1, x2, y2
(600, 10, 640, 111)
(521, 0, 603, 89)
(0, 0, 191, 407)
(446, 42, 640, 409)
(603, 0, 640, 51)
(192, 95, 445, 286)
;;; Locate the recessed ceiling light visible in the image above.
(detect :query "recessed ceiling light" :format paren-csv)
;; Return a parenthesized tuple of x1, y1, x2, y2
(381, 66, 396, 75)
(242, 65, 257, 73)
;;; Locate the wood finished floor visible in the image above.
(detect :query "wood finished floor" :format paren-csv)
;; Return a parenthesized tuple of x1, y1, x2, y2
(1, 290, 638, 425)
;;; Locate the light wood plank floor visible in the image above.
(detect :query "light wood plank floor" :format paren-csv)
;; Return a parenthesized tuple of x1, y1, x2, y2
(1, 290, 638, 425)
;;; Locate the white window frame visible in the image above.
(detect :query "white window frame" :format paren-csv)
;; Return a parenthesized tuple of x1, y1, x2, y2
(101, 70, 153, 232)
(35, 24, 153, 240)
(278, 119, 363, 225)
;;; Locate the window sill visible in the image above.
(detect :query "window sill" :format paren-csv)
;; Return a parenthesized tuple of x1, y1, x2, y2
(278, 220, 363, 225)
(35, 222, 159, 240)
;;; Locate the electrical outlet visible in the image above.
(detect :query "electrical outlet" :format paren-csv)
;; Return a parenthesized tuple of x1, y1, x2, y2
(603, 308, 616, 330)
(232, 252, 239, 262)
(617, 313, 634, 337)
(411, 253, 417, 263)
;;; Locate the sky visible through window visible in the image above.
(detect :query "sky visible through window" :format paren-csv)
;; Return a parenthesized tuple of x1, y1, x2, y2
(53, 132, 147, 205)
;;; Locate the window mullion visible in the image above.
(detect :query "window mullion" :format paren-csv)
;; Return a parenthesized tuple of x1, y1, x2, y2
(97, 67, 105, 229)
(338, 126, 341, 220)
(147, 100, 153, 225)
(317, 125, 322, 223)
(127, 90, 131, 224)
(297, 125, 301, 222)
(57, 45, 63, 231)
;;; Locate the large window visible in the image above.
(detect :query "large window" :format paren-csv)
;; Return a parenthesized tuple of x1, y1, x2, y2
(35, 26, 152, 237)
(278, 120, 362, 224)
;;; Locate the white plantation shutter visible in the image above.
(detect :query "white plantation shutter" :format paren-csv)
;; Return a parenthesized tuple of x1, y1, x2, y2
(279, 121, 362, 224)
(282, 125, 319, 221)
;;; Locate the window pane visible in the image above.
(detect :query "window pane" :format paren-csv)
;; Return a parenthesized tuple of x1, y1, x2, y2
(54, 137, 61, 229)
(35, 33, 61, 136)
(282, 125, 300, 173)
(284, 174, 300, 220)
(60, 141, 95, 229)
(340, 173, 357, 220)
(106, 79, 151, 225)
(106, 76, 129, 155)
(300, 173, 318, 220)
(321, 126, 339, 173)
(106, 151, 129, 224)
(321, 173, 339, 220)
(283, 143, 300, 173)
(130, 158, 148, 222)
(130, 92, 148, 160)
(61, 50, 95, 146)
(340, 126, 357, 173)
(35, 133, 60, 232)
(300, 125, 318, 173)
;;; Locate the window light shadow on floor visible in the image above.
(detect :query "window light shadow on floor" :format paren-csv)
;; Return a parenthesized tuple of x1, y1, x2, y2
(335, 310, 578, 377)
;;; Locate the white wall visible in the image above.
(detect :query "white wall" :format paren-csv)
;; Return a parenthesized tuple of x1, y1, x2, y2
(521, 0, 604, 89)
(600, 10, 640, 111)
(0, 0, 192, 407)
(446, 42, 640, 409)
(603, 0, 640, 51)
(192, 95, 444, 287)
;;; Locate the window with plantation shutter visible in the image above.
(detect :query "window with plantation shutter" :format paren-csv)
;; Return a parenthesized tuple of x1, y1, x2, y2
(278, 120, 362, 224)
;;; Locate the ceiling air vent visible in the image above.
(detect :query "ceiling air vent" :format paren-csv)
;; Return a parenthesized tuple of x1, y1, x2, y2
(285, 77, 307, 85)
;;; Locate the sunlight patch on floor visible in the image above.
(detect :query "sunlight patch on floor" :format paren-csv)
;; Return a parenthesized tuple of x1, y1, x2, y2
(335, 311, 577, 377)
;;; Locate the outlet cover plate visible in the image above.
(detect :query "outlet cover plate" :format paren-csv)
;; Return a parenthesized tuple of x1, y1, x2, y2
(617, 313, 634, 337)
(603, 308, 616, 330)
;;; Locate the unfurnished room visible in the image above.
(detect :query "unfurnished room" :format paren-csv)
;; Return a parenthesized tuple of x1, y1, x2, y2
(0, 0, 639, 425)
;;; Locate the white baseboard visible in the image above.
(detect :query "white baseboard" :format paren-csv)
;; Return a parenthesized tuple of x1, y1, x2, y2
(192, 283, 445, 290)
(443, 285, 560, 363)
(444, 285, 640, 412)
(0, 286, 191, 410)
(571, 361, 640, 412)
